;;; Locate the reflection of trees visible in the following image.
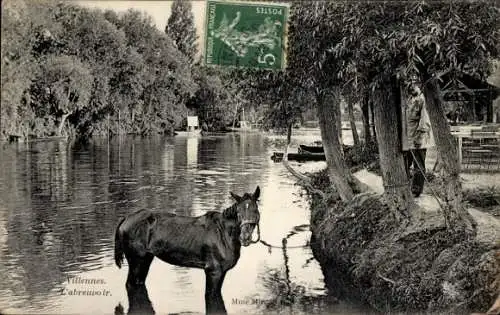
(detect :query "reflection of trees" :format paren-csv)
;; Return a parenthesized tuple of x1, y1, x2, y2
(168, 134, 270, 216)
(159, 136, 196, 215)
(0, 134, 270, 311)
(260, 265, 336, 314)
(197, 133, 269, 191)
(28, 140, 74, 202)
(0, 141, 70, 309)
(257, 236, 336, 315)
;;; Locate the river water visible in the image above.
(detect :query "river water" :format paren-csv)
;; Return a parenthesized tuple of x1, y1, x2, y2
(0, 133, 369, 315)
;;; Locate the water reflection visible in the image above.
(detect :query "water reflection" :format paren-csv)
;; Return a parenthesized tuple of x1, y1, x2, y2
(0, 134, 362, 315)
(186, 137, 199, 168)
(256, 235, 338, 315)
(123, 284, 155, 315)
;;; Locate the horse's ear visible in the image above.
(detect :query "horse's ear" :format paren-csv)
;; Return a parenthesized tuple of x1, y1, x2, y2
(230, 192, 242, 202)
(253, 186, 260, 200)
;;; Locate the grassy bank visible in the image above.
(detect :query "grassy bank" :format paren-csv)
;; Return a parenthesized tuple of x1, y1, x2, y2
(304, 169, 499, 314)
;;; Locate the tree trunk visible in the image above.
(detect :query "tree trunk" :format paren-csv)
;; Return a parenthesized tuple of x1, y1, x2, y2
(373, 77, 414, 223)
(361, 92, 371, 143)
(58, 113, 70, 136)
(316, 89, 355, 202)
(370, 99, 376, 139)
(0, 94, 2, 138)
(286, 122, 292, 145)
(347, 99, 360, 146)
(421, 74, 476, 234)
(334, 99, 342, 145)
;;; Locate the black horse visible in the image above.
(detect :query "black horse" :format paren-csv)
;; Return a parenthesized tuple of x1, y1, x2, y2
(114, 186, 261, 315)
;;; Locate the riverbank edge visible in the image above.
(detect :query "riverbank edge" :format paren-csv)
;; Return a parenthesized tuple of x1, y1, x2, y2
(0, 128, 240, 143)
(302, 169, 499, 315)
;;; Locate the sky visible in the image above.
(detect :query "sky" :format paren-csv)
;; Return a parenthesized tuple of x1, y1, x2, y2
(78, 1, 207, 50)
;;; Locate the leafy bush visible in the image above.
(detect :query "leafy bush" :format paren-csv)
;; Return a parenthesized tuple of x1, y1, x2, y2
(462, 186, 500, 216)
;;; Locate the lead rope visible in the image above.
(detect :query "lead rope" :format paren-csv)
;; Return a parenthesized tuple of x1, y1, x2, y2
(410, 149, 445, 212)
(250, 222, 310, 254)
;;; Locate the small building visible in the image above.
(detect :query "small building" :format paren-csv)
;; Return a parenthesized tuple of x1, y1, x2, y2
(187, 116, 199, 132)
(439, 72, 500, 123)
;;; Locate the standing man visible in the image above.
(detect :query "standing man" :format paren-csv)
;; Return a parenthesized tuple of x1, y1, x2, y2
(403, 84, 434, 198)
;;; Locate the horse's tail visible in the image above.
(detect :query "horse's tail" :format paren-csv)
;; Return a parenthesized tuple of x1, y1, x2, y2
(114, 217, 126, 269)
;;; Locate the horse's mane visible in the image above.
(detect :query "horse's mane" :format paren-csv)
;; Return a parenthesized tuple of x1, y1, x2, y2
(222, 193, 253, 220)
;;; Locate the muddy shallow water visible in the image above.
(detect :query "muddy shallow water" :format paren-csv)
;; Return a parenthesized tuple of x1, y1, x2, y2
(0, 133, 373, 314)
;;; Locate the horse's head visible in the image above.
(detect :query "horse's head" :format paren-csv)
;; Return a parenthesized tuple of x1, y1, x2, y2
(230, 186, 260, 247)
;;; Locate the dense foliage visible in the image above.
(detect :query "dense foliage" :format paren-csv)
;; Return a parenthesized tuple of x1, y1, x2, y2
(188, 64, 241, 131)
(1, 0, 197, 140)
(236, 0, 499, 223)
(166, 0, 198, 65)
(229, 68, 313, 133)
(237, 0, 499, 144)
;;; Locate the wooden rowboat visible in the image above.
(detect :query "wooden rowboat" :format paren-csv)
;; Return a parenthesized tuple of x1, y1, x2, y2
(271, 152, 326, 163)
(298, 144, 324, 154)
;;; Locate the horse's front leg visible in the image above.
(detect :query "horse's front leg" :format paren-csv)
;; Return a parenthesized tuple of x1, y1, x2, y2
(126, 283, 155, 315)
(204, 265, 227, 315)
(125, 254, 155, 314)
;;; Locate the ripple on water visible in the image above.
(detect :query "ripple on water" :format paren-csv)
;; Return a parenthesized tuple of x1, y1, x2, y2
(0, 135, 370, 315)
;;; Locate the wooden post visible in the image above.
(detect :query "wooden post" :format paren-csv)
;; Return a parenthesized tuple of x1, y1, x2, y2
(457, 136, 462, 166)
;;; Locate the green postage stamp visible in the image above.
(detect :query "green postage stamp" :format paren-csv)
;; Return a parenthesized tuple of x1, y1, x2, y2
(204, 0, 289, 70)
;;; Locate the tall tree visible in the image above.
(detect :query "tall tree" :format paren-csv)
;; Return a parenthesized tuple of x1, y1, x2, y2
(342, 80, 361, 146)
(52, 3, 128, 137)
(1, 0, 57, 138)
(371, 76, 415, 222)
(30, 55, 93, 136)
(348, 2, 418, 220)
(189, 65, 240, 131)
(287, 2, 366, 202)
(403, 1, 498, 232)
(234, 2, 367, 202)
(329, 1, 499, 230)
(165, 0, 198, 64)
(109, 9, 196, 135)
(360, 91, 372, 143)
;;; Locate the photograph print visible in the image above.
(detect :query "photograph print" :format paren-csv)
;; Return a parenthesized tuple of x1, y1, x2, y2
(1, 1, 500, 315)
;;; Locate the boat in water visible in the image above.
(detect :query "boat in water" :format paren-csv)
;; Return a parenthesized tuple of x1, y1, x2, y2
(271, 151, 326, 163)
(298, 144, 324, 154)
(175, 130, 202, 137)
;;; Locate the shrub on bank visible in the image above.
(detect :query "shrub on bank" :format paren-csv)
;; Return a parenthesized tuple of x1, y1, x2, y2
(426, 176, 500, 217)
(343, 141, 380, 174)
(462, 186, 500, 217)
